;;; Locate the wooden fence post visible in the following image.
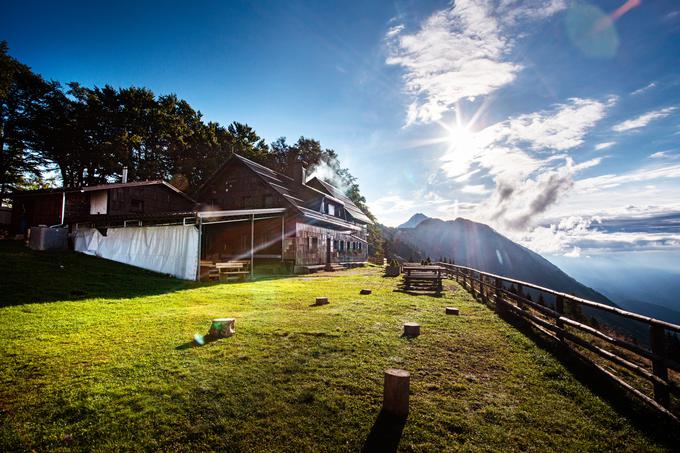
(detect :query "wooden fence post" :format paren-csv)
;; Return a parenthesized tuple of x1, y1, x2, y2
(555, 295, 564, 342)
(649, 324, 670, 407)
(481, 275, 488, 304)
(495, 277, 503, 313)
(517, 283, 524, 310)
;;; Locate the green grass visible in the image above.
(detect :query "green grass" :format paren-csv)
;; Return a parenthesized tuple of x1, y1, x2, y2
(0, 241, 676, 451)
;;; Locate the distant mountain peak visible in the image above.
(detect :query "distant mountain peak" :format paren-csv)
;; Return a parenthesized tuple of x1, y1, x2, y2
(397, 213, 429, 229)
(381, 216, 614, 308)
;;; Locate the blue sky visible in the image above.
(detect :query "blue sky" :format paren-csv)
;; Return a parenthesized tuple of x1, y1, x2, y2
(3, 0, 680, 257)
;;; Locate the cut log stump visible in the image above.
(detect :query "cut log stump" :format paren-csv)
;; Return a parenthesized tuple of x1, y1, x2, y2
(209, 318, 236, 338)
(315, 297, 329, 306)
(403, 322, 420, 337)
(383, 368, 410, 416)
(445, 307, 460, 315)
(360, 289, 372, 295)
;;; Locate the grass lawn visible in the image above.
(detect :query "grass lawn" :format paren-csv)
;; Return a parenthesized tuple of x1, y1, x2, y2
(0, 241, 677, 451)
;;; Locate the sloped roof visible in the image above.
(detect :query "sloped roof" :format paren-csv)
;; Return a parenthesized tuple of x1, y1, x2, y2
(201, 154, 368, 229)
(8, 180, 196, 204)
(307, 177, 372, 224)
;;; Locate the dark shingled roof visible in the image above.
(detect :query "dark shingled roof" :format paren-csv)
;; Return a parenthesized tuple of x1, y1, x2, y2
(7, 180, 196, 204)
(306, 177, 373, 224)
(201, 154, 371, 229)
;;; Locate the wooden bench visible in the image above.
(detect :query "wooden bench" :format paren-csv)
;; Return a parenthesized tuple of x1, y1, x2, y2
(200, 260, 220, 281)
(215, 261, 250, 282)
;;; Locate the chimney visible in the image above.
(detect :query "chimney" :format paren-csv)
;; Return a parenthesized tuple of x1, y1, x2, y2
(288, 160, 308, 185)
(122, 166, 128, 184)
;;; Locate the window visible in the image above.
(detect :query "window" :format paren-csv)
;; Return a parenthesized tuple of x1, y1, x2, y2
(311, 237, 318, 253)
(263, 194, 275, 208)
(333, 239, 338, 251)
(327, 203, 335, 216)
(225, 178, 239, 192)
(130, 198, 144, 213)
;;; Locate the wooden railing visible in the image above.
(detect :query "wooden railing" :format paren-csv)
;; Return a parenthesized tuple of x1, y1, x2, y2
(436, 262, 680, 421)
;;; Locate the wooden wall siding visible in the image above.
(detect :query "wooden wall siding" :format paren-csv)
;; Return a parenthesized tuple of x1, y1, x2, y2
(294, 223, 368, 266)
(202, 216, 287, 261)
(65, 192, 90, 220)
(107, 185, 194, 216)
(196, 161, 286, 211)
(10, 193, 63, 233)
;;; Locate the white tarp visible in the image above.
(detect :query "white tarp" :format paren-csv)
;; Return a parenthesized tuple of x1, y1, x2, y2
(73, 225, 199, 280)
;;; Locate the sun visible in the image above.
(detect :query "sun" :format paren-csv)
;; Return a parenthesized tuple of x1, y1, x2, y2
(447, 125, 475, 150)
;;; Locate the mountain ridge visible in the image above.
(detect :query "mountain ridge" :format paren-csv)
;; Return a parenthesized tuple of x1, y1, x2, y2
(382, 214, 615, 307)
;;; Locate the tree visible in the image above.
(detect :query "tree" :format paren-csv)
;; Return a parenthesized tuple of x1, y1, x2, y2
(0, 41, 52, 196)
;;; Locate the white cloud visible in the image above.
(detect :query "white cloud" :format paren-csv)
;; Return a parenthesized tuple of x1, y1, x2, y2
(575, 164, 680, 193)
(612, 107, 676, 132)
(518, 214, 680, 255)
(385, 24, 404, 38)
(594, 141, 615, 150)
(649, 151, 667, 159)
(564, 247, 582, 257)
(440, 97, 611, 182)
(631, 81, 656, 96)
(461, 184, 490, 194)
(385, 0, 566, 125)
(504, 98, 611, 151)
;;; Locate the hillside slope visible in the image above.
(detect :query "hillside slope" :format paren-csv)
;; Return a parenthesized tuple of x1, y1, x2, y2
(0, 242, 674, 451)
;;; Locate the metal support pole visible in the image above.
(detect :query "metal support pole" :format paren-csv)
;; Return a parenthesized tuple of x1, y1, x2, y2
(195, 217, 203, 281)
(281, 215, 285, 262)
(60, 191, 66, 224)
(250, 214, 255, 279)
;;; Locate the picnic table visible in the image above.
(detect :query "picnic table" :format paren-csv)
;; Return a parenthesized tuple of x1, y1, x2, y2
(200, 260, 250, 282)
(402, 264, 444, 292)
(215, 261, 250, 281)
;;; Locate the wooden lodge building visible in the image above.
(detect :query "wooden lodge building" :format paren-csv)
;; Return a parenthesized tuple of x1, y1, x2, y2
(6, 154, 372, 279)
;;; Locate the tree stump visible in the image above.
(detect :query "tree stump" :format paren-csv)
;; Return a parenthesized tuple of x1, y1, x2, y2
(315, 297, 329, 305)
(360, 289, 372, 295)
(383, 368, 410, 416)
(445, 307, 460, 315)
(209, 318, 236, 338)
(403, 322, 420, 337)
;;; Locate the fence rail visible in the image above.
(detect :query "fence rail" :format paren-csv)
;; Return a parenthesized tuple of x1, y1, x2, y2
(436, 262, 680, 421)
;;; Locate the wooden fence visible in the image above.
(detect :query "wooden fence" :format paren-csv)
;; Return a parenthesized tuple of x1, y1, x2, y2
(436, 262, 680, 421)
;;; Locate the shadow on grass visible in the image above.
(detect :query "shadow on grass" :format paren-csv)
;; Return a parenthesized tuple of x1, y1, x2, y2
(392, 288, 443, 298)
(498, 309, 680, 447)
(0, 240, 296, 307)
(362, 410, 407, 453)
(176, 333, 227, 350)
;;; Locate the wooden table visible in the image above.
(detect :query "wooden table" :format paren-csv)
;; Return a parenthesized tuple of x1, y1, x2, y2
(216, 261, 250, 281)
(403, 265, 444, 292)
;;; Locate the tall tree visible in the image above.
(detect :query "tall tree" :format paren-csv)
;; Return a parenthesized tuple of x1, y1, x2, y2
(0, 41, 51, 195)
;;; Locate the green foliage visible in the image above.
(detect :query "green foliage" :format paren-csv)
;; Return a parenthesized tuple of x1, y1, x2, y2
(0, 241, 674, 451)
(0, 43, 376, 235)
(0, 41, 52, 195)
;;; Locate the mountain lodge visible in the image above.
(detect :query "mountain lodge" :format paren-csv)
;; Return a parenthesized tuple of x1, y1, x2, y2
(5, 154, 371, 279)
